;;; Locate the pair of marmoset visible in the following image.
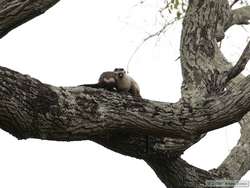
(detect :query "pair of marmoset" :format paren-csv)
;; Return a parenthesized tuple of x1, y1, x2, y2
(84, 68, 141, 97)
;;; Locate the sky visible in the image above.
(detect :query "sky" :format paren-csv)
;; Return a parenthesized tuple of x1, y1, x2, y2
(0, 0, 249, 187)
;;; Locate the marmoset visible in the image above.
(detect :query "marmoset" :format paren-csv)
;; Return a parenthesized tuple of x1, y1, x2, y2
(114, 68, 141, 97)
(83, 68, 141, 97)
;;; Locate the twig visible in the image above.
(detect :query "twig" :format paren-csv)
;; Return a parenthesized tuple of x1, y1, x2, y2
(230, 0, 240, 8)
(126, 18, 180, 72)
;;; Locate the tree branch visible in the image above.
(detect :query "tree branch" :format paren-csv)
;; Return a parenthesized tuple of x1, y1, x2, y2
(230, 0, 240, 8)
(2, 66, 250, 144)
(224, 40, 250, 84)
(174, 0, 250, 186)
(217, 113, 250, 180)
(146, 157, 220, 188)
(226, 6, 250, 30)
(0, 0, 60, 38)
(1, 61, 250, 188)
(213, 52, 250, 181)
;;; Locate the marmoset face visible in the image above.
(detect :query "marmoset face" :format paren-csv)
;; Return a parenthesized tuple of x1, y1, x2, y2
(118, 72, 124, 78)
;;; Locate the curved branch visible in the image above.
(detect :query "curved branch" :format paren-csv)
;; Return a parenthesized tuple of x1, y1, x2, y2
(92, 132, 205, 160)
(214, 54, 250, 180)
(217, 113, 250, 180)
(226, 41, 250, 83)
(0, 0, 60, 38)
(146, 157, 220, 188)
(1, 66, 250, 143)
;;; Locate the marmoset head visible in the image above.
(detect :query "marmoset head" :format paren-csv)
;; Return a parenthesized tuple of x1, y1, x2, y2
(118, 72, 124, 78)
(114, 68, 126, 79)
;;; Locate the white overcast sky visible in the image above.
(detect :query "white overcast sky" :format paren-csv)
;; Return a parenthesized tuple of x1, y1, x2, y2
(0, 1, 249, 188)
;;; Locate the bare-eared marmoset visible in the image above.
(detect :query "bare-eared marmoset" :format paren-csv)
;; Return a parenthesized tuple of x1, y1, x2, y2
(114, 68, 141, 97)
(83, 68, 141, 97)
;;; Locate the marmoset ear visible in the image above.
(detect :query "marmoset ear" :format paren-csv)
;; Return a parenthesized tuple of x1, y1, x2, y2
(114, 68, 125, 72)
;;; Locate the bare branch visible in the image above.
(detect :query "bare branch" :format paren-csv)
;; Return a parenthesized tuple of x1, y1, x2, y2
(146, 157, 220, 188)
(217, 113, 250, 180)
(230, 0, 240, 8)
(226, 6, 250, 30)
(210, 55, 250, 180)
(2, 65, 250, 146)
(0, 0, 60, 38)
(225, 41, 250, 83)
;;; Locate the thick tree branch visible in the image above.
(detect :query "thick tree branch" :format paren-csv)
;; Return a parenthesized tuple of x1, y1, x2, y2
(146, 157, 220, 188)
(217, 113, 250, 180)
(213, 52, 250, 181)
(180, 0, 231, 99)
(226, 6, 250, 30)
(174, 0, 250, 186)
(92, 132, 205, 160)
(0, 66, 183, 141)
(0, 0, 60, 38)
(1, 64, 250, 188)
(2, 66, 250, 143)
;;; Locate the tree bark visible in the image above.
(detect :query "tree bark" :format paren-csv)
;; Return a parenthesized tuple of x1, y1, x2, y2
(0, 0, 250, 188)
(146, 157, 221, 188)
(0, 0, 60, 38)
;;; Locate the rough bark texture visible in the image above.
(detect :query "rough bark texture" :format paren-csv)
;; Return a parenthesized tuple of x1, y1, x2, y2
(0, 0, 250, 188)
(0, 0, 60, 38)
(227, 6, 250, 28)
